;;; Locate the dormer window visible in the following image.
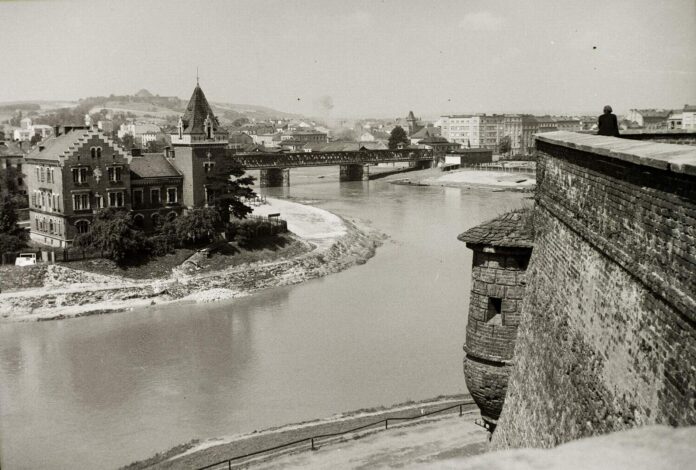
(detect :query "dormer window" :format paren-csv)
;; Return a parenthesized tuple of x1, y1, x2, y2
(204, 115, 213, 139)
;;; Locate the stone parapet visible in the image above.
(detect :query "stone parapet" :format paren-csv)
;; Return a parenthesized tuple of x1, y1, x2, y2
(493, 132, 696, 449)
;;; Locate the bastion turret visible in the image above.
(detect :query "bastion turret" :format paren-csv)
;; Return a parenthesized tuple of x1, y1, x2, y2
(458, 210, 534, 431)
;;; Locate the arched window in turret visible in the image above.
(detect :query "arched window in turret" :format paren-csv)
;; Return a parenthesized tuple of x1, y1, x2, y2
(177, 117, 184, 139)
(204, 115, 213, 139)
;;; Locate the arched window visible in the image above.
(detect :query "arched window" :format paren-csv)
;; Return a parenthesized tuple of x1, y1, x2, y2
(167, 211, 177, 222)
(90, 147, 96, 158)
(75, 220, 90, 234)
(96, 147, 102, 158)
(151, 213, 161, 227)
(133, 214, 145, 230)
(49, 220, 54, 233)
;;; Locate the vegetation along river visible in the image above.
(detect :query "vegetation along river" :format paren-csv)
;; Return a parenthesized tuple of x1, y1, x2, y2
(0, 166, 527, 469)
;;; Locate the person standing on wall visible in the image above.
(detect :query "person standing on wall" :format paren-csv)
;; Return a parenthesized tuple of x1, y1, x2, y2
(597, 105, 620, 137)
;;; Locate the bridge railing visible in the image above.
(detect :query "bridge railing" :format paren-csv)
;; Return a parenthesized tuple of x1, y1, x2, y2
(234, 148, 434, 169)
(196, 399, 475, 470)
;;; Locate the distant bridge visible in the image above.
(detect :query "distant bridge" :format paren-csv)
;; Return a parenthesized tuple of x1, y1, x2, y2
(231, 148, 435, 187)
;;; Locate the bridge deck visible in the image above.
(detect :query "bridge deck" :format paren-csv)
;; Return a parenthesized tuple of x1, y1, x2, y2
(232, 149, 434, 169)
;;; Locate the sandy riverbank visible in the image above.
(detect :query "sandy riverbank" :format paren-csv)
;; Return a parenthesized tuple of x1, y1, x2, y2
(0, 198, 385, 322)
(386, 167, 536, 191)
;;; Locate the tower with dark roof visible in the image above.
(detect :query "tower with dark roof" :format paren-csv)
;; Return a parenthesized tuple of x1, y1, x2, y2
(406, 110, 421, 136)
(169, 83, 230, 208)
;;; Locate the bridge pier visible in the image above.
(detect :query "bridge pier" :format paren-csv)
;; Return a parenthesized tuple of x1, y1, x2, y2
(339, 164, 369, 182)
(259, 168, 290, 188)
(410, 160, 434, 170)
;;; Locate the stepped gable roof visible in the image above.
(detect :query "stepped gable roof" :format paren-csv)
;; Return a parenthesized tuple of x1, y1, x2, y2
(25, 128, 89, 161)
(129, 153, 181, 179)
(458, 210, 534, 249)
(180, 85, 225, 135)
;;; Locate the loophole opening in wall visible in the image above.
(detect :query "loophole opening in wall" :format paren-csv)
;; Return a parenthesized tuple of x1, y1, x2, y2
(486, 297, 502, 324)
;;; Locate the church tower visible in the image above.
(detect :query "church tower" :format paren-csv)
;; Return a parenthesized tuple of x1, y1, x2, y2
(169, 83, 229, 208)
(406, 110, 418, 136)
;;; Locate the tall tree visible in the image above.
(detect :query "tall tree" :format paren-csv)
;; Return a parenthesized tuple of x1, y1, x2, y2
(388, 126, 409, 149)
(174, 207, 220, 245)
(74, 209, 149, 263)
(499, 135, 511, 156)
(205, 158, 255, 229)
(0, 196, 27, 254)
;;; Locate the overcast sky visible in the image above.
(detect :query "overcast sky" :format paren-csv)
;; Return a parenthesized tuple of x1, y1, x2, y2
(1, 0, 694, 118)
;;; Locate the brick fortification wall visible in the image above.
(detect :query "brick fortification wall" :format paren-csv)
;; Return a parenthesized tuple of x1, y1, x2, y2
(493, 132, 696, 448)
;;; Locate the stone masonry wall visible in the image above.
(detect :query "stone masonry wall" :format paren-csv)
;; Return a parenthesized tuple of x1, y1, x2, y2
(464, 248, 530, 423)
(492, 133, 696, 448)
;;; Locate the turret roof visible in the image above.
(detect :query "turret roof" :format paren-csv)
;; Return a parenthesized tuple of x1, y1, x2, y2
(180, 85, 225, 135)
(458, 210, 534, 248)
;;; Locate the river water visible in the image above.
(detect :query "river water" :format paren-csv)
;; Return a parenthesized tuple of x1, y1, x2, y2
(0, 167, 527, 469)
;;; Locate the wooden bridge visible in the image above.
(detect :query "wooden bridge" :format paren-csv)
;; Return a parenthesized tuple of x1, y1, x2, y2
(231, 148, 435, 187)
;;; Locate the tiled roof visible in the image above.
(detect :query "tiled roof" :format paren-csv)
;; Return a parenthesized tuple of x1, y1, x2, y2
(129, 154, 182, 179)
(229, 132, 254, 144)
(458, 210, 534, 248)
(180, 85, 225, 135)
(25, 129, 90, 161)
(0, 141, 26, 157)
(411, 127, 441, 139)
(419, 135, 451, 144)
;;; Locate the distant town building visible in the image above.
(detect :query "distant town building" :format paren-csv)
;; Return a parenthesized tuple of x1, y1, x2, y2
(682, 105, 696, 130)
(12, 118, 53, 142)
(625, 109, 671, 130)
(117, 122, 163, 146)
(417, 134, 461, 154)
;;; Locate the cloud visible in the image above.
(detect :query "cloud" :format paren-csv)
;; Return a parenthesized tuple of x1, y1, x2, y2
(458, 11, 505, 32)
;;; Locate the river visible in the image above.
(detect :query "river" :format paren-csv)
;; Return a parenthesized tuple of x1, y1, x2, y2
(0, 167, 528, 469)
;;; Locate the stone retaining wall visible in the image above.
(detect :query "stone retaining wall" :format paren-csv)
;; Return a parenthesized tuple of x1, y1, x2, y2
(492, 131, 696, 448)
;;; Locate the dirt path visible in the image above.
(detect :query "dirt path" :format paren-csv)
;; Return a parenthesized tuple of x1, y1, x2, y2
(125, 396, 480, 470)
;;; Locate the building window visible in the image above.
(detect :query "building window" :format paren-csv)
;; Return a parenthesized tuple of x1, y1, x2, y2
(108, 191, 124, 207)
(486, 297, 502, 323)
(150, 188, 160, 206)
(40, 167, 45, 182)
(203, 161, 215, 173)
(132, 189, 143, 208)
(133, 214, 145, 230)
(167, 211, 177, 222)
(75, 220, 90, 234)
(151, 213, 161, 227)
(97, 147, 102, 158)
(72, 167, 88, 184)
(107, 166, 122, 182)
(166, 187, 177, 205)
(72, 193, 90, 211)
(91, 147, 96, 158)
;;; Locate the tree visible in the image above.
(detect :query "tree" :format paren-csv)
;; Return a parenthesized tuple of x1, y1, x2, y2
(0, 196, 27, 254)
(499, 135, 511, 156)
(74, 209, 150, 263)
(0, 165, 22, 196)
(174, 208, 220, 245)
(205, 158, 255, 229)
(388, 126, 409, 149)
(118, 133, 135, 151)
(231, 117, 250, 128)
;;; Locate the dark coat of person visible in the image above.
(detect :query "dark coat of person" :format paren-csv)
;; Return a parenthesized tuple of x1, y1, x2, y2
(597, 113, 620, 137)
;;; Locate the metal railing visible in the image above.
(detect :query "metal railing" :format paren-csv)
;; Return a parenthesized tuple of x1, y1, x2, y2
(197, 400, 475, 470)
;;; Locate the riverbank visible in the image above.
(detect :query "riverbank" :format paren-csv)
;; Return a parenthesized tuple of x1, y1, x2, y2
(123, 394, 482, 470)
(385, 166, 536, 191)
(0, 198, 385, 322)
